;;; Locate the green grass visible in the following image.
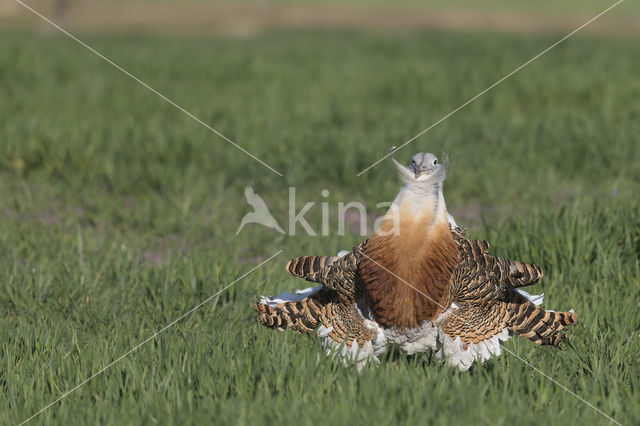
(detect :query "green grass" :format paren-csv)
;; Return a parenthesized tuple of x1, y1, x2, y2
(1, 27, 639, 425)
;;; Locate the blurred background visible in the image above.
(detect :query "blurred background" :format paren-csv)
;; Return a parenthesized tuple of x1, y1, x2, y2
(3, 0, 640, 36)
(2, 0, 639, 254)
(1, 1, 639, 424)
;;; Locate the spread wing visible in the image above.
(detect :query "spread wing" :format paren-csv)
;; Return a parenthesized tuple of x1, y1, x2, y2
(284, 242, 368, 301)
(449, 229, 544, 304)
(437, 292, 577, 370)
(286, 255, 340, 278)
(255, 244, 382, 369)
(436, 229, 578, 370)
(254, 227, 579, 371)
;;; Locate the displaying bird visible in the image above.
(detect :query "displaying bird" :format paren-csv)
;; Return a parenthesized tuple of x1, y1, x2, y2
(254, 153, 578, 370)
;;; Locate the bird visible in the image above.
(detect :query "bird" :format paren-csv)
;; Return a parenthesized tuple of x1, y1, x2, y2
(359, 152, 459, 331)
(236, 186, 285, 235)
(254, 153, 578, 370)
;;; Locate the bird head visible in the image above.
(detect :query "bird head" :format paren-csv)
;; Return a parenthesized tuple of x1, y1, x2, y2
(392, 152, 446, 185)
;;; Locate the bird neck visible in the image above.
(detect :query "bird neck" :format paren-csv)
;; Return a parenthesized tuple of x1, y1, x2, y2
(390, 181, 448, 231)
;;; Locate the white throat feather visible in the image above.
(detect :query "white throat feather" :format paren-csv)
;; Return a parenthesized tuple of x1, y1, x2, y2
(389, 153, 449, 221)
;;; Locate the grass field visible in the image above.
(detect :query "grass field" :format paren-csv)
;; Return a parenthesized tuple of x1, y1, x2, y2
(1, 24, 639, 425)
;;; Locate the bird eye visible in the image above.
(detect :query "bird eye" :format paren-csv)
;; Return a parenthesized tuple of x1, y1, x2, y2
(433, 159, 438, 165)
